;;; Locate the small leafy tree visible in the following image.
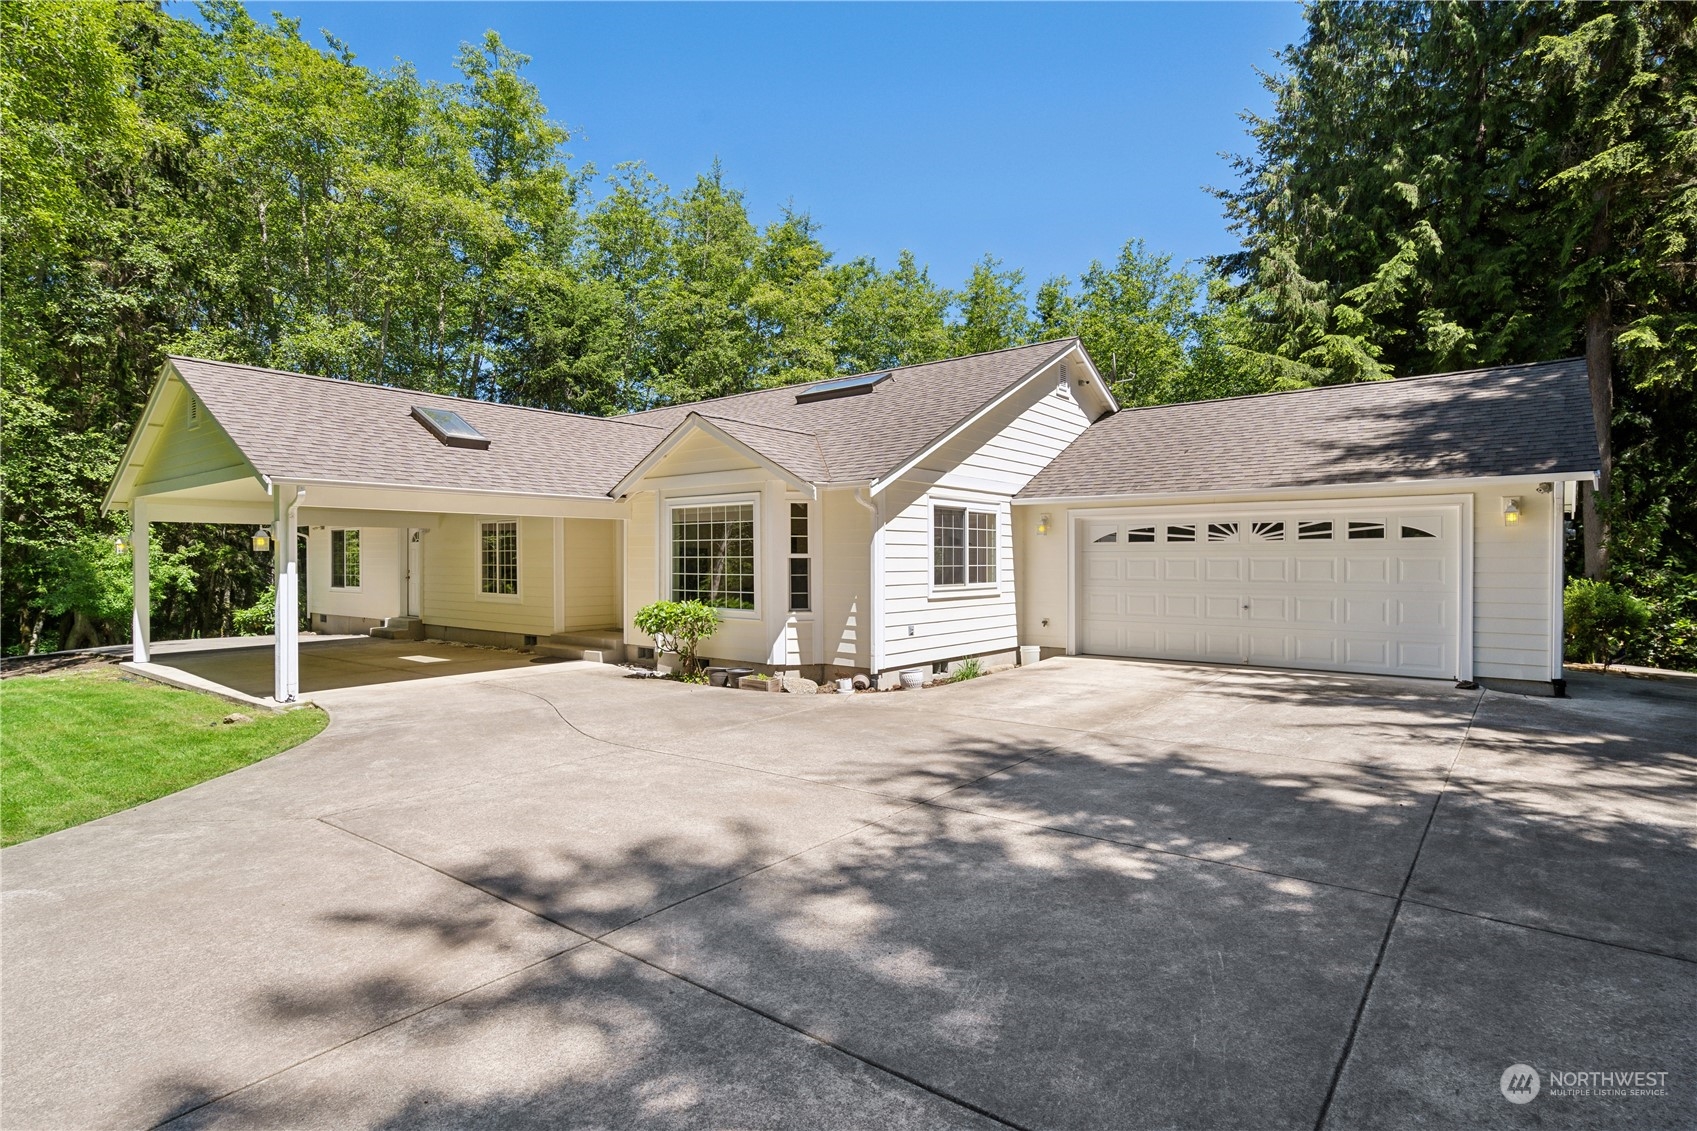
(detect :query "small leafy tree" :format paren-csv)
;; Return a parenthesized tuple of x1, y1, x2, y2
(633, 600, 721, 677)
(1564, 578, 1651, 668)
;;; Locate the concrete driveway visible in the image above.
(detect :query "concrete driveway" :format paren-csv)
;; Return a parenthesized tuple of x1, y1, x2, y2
(3, 656, 1693, 1130)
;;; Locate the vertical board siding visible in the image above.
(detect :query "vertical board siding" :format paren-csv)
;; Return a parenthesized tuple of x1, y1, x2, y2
(880, 381, 1090, 671)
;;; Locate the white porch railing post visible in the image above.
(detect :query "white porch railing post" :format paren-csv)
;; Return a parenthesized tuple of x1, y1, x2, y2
(131, 497, 151, 663)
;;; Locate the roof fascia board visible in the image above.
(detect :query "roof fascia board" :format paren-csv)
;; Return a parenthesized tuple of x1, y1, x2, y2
(102, 361, 173, 513)
(1015, 471, 1602, 508)
(611, 414, 817, 499)
(869, 341, 1079, 496)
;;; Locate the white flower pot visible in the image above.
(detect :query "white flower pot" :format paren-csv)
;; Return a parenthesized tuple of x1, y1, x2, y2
(898, 668, 924, 690)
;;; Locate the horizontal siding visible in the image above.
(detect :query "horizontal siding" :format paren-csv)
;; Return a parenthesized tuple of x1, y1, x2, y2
(821, 487, 870, 670)
(879, 379, 1088, 672)
(305, 526, 401, 622)
(421, 514, 554, 635)
(561, 518, 619, 631)
(1471, 480, 1557, 681)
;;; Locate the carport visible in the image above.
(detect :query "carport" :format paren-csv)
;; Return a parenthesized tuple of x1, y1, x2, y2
(125, 636, 550, 705)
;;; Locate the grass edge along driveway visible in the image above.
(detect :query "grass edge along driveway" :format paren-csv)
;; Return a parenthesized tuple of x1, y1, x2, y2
(0, 666, 326, 847)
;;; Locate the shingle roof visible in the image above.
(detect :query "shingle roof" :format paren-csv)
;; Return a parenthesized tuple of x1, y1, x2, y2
(693, 415, 832, 484)
(620, 339, 1079, 483)
(1019, 357, 1600, 501)
(169, 357, 666, 498)
(164, 340, 1078, 499)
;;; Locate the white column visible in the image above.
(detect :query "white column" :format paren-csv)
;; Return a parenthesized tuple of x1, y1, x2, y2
(273, 487, 304, 702)
(130, 498, 151, 663)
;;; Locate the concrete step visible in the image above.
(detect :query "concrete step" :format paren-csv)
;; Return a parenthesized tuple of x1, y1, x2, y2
(534, 642, 618, 663)
(545, 629, 623, 651)
(369, 616, 425, 641)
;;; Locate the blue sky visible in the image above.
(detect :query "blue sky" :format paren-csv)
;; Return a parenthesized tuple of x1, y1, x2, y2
(230, 2, 1303, 290)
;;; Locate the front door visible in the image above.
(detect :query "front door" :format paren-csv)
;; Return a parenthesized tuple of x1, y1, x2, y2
(406, 529, 423, 616)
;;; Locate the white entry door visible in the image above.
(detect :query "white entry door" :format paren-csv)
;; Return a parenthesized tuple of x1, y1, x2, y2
(1076, 503, 1464, 679)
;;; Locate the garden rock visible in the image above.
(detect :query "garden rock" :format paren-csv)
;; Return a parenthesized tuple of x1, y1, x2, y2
(780, 675, 819, 696)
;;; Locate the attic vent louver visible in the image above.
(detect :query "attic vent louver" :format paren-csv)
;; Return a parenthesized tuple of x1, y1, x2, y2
(795, 371, 891, 404)
(186, 395, 201, 430)
(411, 404, 490, 449)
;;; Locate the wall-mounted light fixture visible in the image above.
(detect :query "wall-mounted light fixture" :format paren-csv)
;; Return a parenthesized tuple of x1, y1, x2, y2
(1501, 497, 1523, 526)
(113, 535, 131, 555)
(252, 526, 273, 553)
(1037, 513, 1051, 536)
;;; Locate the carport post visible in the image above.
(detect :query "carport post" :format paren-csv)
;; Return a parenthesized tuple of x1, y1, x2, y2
(130, 497, 150, 663)
(272, 487, 304, 702)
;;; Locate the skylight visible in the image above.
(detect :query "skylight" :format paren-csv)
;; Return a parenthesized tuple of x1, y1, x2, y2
(410, 404, 490, 449)
(795, 371, 891, 404)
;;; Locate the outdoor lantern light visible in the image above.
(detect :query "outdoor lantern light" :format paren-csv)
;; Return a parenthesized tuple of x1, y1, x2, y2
(1037, 513, 1051, 536)
(113, 535, 131, 555)
(1502, 497, 1523, 525)
(252, 526, 273, 553)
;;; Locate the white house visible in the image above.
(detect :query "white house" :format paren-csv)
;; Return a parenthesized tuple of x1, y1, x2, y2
(102, 340, 1598, 701)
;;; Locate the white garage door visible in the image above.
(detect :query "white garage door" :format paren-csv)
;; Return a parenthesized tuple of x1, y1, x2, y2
(1077, 504, 1463, 679)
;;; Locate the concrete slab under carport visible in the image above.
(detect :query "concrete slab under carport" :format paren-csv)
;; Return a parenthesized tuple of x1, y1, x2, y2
(134, 635, 546, 701)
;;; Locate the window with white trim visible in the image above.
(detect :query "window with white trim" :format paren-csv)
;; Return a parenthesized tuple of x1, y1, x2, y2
(479, 520, 519, 596)
(329, 529, 361, 589)
(933, 505, 997, 588)
(788, 502, 811, 613)
(671, 502, 755, 610)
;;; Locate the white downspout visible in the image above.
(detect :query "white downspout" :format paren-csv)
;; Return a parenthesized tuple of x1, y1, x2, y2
(854, 486, 885, 682)
(273, 485, 305, 702)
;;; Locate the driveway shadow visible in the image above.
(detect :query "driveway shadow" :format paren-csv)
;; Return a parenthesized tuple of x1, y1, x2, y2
(6, 667, 1694, 1131)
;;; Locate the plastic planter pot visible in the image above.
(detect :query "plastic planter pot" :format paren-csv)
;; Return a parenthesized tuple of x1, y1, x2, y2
(898, 668, 925, 690)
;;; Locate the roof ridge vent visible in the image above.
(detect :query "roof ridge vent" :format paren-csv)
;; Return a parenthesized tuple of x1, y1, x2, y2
(795, 371, 891, 404)
(411, 404, 490, 449)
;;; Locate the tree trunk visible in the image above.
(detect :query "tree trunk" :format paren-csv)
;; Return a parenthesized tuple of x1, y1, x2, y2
(1582, 304, 1613, 579)
(64, 611, 104, 651)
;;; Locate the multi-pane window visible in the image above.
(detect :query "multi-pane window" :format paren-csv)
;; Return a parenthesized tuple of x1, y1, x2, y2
(788, 502, 811, 613)
(934, 506, 997, 587)
(329, 529, 361, 589)
(479, 520, 518, 596)
(671, 502, 755, 610)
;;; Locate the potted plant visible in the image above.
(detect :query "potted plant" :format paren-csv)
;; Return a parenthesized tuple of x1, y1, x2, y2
(634, 600, 721, 682)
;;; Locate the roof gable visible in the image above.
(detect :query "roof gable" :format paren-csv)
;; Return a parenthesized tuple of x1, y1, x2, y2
(610, 413, 825, 497)
(620, 339, 1109, 486)
(151, 357, 667, 500)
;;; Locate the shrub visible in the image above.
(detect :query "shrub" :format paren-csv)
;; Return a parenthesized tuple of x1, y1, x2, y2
(232, 585, 275, 635)
(1564, 578, 1651, 668)
(949, 657, 985, 682)
(633, 600, 721, 677)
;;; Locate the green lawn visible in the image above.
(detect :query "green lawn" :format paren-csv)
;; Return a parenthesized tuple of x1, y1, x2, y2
(0, 667, 327, 847)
